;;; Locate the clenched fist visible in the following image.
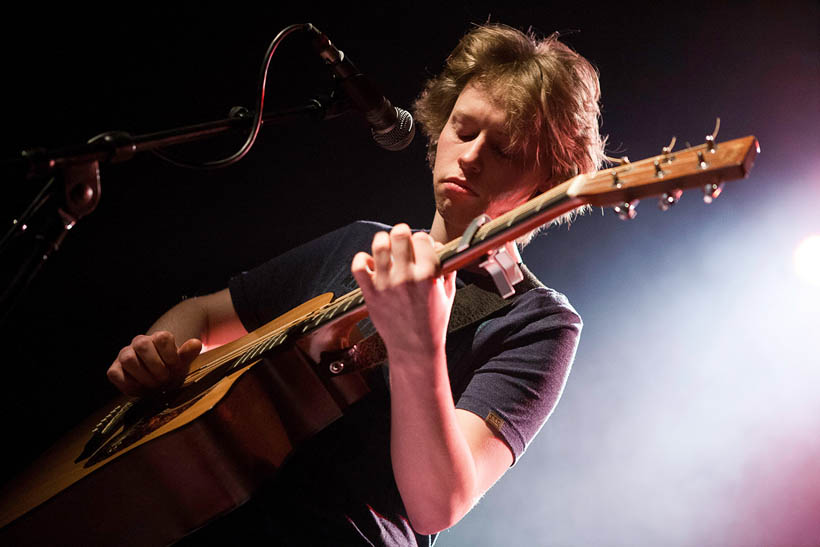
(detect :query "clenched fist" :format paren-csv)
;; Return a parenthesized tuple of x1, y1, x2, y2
(107, 331, 202, 397)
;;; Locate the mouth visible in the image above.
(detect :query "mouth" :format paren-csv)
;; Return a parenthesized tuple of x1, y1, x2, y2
(441, 178, 479, 197)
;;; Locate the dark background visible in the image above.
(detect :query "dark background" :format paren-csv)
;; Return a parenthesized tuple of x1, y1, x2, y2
(1, 2, 818, 545)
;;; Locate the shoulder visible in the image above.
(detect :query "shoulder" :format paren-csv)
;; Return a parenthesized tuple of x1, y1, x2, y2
(458, 270, 583, 365)
(515, 285, 581, 326)
(304, 220, 390, 246)
(349, 220, 392, 232)
(503, 264, 582, 334)
(271, 220, 392, 262)
(320, 220, 393, 253)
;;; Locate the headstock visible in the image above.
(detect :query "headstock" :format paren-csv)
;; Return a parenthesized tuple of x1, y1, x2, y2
(567, 134, 760, 216)
(436, 132, 760, 292)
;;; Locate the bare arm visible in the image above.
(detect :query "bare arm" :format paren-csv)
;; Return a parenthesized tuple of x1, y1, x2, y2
(387, 349, 513, 534)
(107, 288, 247, 396)
(351, 224, 513, 534)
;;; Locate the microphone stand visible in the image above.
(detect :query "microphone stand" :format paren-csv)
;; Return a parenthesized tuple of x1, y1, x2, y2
(0, 94, 349, 326)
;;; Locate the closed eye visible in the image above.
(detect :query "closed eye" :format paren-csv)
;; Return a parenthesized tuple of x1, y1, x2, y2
(453, 123, 477, 142)
(493, 144, 512, 158)
(450, 118, 513, 158)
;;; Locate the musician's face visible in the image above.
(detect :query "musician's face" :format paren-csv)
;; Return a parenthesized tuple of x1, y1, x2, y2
(432, 82, 548, 238)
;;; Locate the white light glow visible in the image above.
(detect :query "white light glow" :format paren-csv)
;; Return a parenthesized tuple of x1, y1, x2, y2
(794, 234, 820, 287)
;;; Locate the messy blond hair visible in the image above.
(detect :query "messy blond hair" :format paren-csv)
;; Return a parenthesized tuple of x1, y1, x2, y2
(414, 23, 605, 188)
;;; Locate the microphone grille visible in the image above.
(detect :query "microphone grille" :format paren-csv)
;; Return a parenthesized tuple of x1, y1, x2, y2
(372, 107, 415, 151)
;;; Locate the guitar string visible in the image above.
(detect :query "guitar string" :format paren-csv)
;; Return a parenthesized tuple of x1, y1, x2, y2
(180, 288, 367, 384)
(182, 293, 359, 382)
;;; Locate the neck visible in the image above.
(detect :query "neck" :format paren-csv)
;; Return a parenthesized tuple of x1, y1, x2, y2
(429, 211, 463, 244)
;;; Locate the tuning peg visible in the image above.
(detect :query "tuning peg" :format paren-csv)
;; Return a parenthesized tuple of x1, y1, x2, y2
(705, 118, 721, 154)
(697, 150, 710, 169)
(658, 189, 683, 211)
(705, 135, 717, 154)
(654, 160, 666, 178)
(614, 200, 638, 220)
(702, 183, 724, 203)
(661, 137, 678, 156)
(661, 136, 677, 159)
(603, 155, 630, 166)
(610, 170, 622, 188)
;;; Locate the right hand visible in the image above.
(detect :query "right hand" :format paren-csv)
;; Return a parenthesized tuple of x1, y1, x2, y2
(107, 331, 202, 397)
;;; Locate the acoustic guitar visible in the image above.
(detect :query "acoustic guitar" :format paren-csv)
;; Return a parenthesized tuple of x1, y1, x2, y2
(0, 135, 759, 545)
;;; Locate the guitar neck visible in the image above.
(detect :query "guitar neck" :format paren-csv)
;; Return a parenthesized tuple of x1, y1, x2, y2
(201, 135, 759, 376)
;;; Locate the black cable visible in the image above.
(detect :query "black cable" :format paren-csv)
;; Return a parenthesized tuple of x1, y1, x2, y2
(151, 23, 309, 170)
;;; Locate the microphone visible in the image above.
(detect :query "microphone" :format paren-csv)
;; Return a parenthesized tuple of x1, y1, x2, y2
(306, 24, 415, 151)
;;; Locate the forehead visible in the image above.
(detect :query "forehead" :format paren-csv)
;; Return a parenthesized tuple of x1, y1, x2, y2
(450, 83, 509, 130)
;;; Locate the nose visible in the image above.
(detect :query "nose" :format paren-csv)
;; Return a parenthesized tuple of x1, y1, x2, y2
(458, 134, 485, 176)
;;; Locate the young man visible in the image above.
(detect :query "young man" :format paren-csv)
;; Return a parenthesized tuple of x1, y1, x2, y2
(108, 24, 604, 545)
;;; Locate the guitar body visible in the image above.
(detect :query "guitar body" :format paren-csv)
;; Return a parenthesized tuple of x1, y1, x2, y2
(0, 293, 371, 546)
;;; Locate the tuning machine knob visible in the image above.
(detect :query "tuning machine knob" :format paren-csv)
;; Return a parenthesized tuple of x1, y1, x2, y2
(702, 183, 724, 204)
(660, 136, 677, 164)
(697, 150, 710, 170)
(653, 160, 666, 178)
(705, 118, 721, 154)
(658, 189, 683, 211)
(614, 200, 638, 220)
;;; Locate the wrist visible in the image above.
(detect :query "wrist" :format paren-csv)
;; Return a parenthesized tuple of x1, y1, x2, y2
(387, 346, 449, 385)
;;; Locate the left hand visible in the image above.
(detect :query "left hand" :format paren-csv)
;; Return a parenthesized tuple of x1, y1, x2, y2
(351, 224, 456, 367)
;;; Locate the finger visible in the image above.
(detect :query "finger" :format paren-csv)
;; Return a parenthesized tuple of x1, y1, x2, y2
(151, 331, 180, 369)
(178, 338, 203, 366)
(351, 251, 376, 292)
(131, 335, 170, 384)
(371, 231, 391, 272)
(351, 250, 375, 275)
(352, 252, 381, 304)
(107, 362, 145, 397)
(116, 345, 159, 389)
(411, 232, 440, 278)
(371, 231, 392, 287)
(175, 338, 203, 382)
(389, 224, 414, 270)
(121, 368, 147, 397)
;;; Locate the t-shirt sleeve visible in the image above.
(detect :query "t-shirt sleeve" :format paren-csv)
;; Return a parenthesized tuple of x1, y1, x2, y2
(228, 221, 387, 332)
(455, 288, 582, 464)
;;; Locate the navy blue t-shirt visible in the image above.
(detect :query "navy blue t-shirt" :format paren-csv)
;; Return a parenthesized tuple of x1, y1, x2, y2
(222, 221, 581, 546)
